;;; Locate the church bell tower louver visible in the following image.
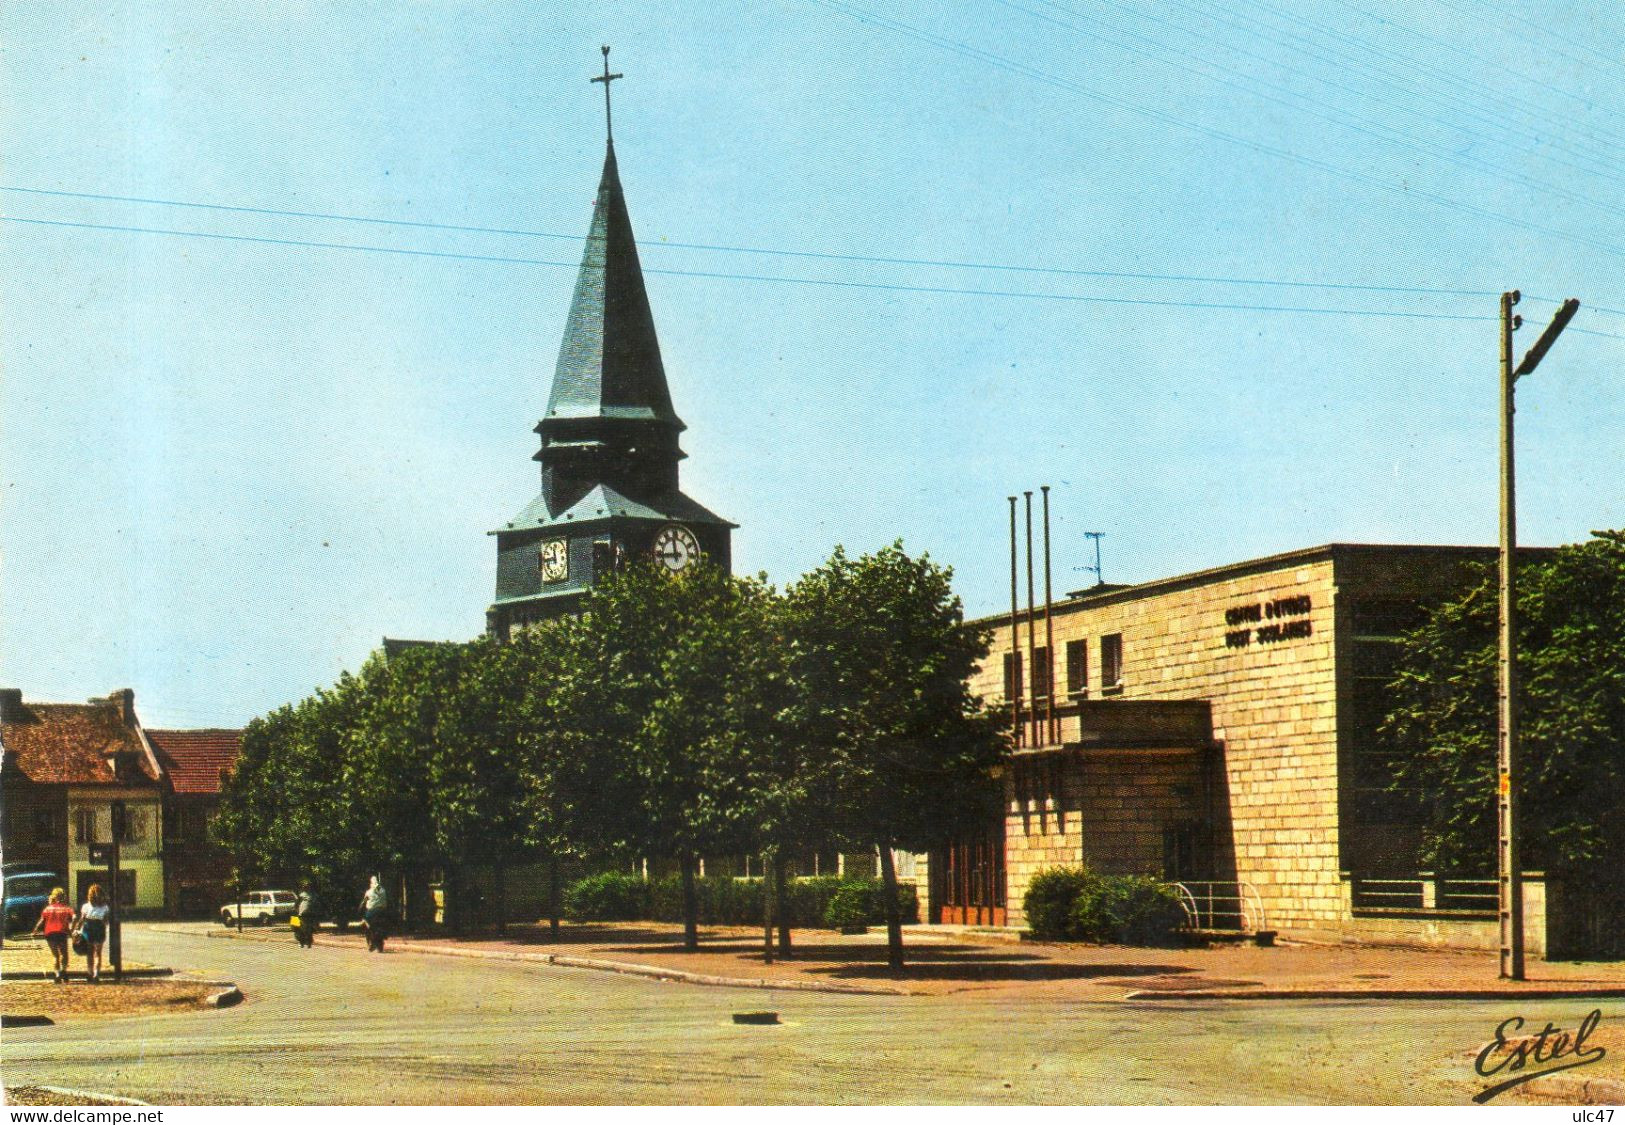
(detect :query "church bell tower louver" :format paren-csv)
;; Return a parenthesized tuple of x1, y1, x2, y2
(487, 49, 735, 638)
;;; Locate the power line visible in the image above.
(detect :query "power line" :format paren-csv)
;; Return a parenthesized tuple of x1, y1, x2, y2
(10, 215, 1625, 339)
(997, 0, 1625, 223)
(1209, 0, 1625, 159)
(1051, 0, 1625, 184)
(0, 184, 1499, 299)
(802, 0, 1625, 268)
(1451, 0, 1625, 76)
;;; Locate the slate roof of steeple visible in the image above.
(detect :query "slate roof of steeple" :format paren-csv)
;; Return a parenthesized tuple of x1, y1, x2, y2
(544, 141, 683, 432)
(496, 482, 734, 534)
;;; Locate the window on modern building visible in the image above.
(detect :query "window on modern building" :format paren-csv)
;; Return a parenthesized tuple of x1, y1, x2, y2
(1101, 633, 1124, 692)
(1002, 651, 1024, 703)
(1065, 638, 1087, 697)
(1031, 646, 1051, 700)
(73, 808, 97, 845)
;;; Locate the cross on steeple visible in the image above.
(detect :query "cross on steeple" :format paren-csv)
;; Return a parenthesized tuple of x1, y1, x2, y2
(592, 45, 623, 144)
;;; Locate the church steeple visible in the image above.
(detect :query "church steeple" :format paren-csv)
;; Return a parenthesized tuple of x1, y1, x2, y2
(486, 50, 735, 638)
(536, 134, 685, 515)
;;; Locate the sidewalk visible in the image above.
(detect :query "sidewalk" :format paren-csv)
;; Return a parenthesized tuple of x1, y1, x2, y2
(163, 918, 1625, 1001)
(0, 935, 162, 979)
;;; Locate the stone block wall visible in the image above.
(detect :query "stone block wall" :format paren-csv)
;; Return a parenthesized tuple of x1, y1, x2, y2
(979, 552, 1344, 932)
(1004, 750, 1203, 928)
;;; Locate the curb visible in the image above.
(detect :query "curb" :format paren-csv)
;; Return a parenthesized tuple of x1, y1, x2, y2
(12, 1085, 150, 1106)
(204, 983, 243, 1008)
(1124, 987, 1625, 1001)
(184, 923, 912, 995)
(542, 952, 911, 996)
(3, 968, 173, 981)
(371, 937, 912, 996)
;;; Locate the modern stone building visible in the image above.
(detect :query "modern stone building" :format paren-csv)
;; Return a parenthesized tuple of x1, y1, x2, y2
(925, 543, 1570, 953)
(486, 123, 734, 638)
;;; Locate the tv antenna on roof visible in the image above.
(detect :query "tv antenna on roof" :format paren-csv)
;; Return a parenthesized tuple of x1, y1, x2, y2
(1074, 531, 1106, 586)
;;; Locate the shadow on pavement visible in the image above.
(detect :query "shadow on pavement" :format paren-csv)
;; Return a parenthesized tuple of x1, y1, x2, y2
(808, 960, 1197, 982)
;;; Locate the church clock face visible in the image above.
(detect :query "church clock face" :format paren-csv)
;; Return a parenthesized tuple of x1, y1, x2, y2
(652, 525, 700, 573)
(539, 539, 569, 583)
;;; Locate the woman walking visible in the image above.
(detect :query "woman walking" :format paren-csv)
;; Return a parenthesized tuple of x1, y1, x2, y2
(291, 884, 316, 948)
(359, 875, 389, 953)
(75, 884, 111, 983)
(31, 888, 75, 982)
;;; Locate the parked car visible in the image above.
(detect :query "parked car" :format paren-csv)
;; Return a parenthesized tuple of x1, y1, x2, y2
(219, 890, 298, 926)
(3, 871, 62, 934)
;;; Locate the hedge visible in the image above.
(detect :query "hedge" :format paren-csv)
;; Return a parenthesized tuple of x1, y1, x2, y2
(1022, 866, 1187, 945)
(563, 872, 918, 928)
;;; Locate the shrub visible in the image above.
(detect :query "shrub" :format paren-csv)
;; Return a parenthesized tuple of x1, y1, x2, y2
(823, 883, 875, 930)
(1025, 866, 1187, 945)
(1023, 867, 1093, 941)
(1067, 877, 1114, 942)
(1101, 876, 1186, 946)
(892, 881, 920, 925)
(562, 871, 917, 928)
(563, 872, 649, 921)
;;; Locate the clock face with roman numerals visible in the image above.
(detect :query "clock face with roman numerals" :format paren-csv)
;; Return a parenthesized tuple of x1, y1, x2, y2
(539, 539, 568, 583)
(652, 525, 700, 572)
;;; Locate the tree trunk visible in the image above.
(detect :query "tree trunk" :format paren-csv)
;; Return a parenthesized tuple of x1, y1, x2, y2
(404, 868, 434, 931)
(495, 859, 507, 935)
(761, 850, 775, 965)
(681, 854, 700, 951)
(450, 866, 466, 934)
(774, 855, 792, 959)
(547, 855, 562, 942)
(878, 843, 905, 974)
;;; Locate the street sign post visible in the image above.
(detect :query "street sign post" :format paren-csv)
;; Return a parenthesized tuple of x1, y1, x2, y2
(108, 800, 125, 983)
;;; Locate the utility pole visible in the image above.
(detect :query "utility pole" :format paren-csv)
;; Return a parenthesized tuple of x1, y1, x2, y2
(109, 799, 125, 984)
(1497, 290, 1580, 981)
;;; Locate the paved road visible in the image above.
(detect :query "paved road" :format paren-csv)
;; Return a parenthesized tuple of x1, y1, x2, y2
(1, 924, 1613, 1104)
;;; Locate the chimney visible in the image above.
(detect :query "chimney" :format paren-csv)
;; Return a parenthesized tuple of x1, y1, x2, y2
(105, 688, 135, 726)
(0, 688, 23, 721)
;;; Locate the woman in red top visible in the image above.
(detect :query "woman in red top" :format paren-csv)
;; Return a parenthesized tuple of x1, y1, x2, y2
(31, 887, 75, 983)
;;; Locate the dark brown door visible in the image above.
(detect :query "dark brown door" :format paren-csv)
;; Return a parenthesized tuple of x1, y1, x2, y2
(932, 822, 1006, 926)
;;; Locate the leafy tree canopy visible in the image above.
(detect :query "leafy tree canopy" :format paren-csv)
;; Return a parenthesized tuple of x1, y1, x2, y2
(1383, 530, 1625, 880)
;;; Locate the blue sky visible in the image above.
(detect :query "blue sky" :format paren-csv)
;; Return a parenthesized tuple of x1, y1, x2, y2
(3, 1, 1622, 727)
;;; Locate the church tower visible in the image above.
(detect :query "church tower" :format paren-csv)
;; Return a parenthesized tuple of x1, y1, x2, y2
(487, 50, 735, 638)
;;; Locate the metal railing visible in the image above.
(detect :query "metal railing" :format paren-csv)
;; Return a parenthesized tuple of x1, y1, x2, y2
(1350, 877, 1425, 911)
(1348, 874, 1498, 917)
(1171, 881, 1267, 932)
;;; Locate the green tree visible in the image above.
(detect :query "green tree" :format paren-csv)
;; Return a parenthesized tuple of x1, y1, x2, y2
(214, 674, 373, 914)
(506, 618, 604, 937)
(569, 561, 788, 950)
(1384, 530, 1625, 884)
(785, 543, 1007, 971)
(420, 638, 540, 930)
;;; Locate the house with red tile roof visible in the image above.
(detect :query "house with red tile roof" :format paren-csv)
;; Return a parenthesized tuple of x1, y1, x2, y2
(0, 688, 167, 911)
(1, 689, 242, 917)
(147, 728, 242, 915)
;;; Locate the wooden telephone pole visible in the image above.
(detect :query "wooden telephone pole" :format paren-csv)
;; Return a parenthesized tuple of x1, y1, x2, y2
(1497, 290, 1580, 981)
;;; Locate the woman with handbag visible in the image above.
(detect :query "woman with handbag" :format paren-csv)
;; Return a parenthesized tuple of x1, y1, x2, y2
(291, 884, 316, 948)
(74, 883, 111, 983)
